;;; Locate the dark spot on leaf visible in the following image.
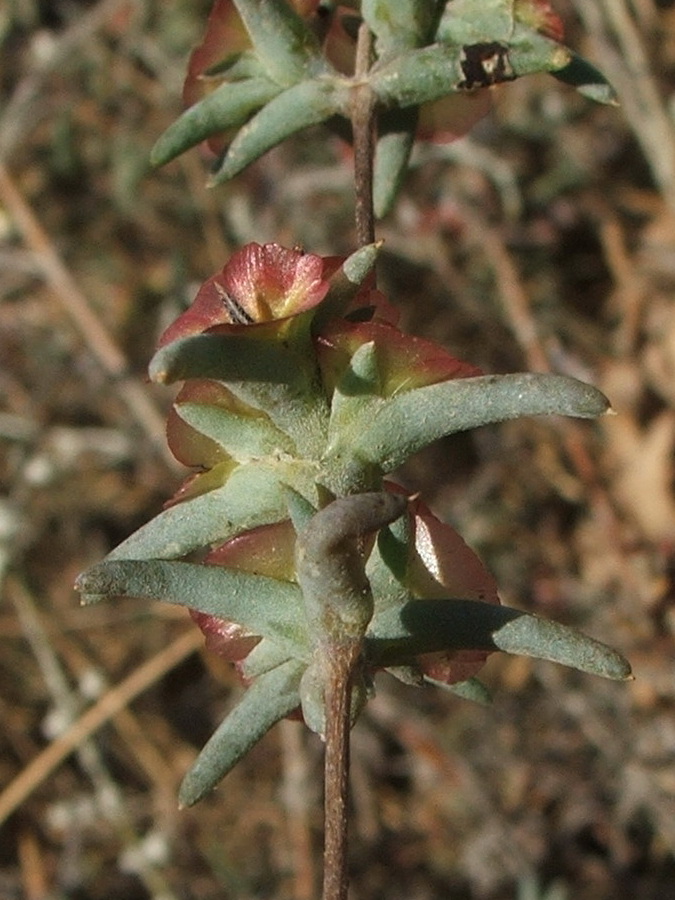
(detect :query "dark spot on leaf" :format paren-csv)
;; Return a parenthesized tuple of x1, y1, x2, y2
(459, 42, 516, 90)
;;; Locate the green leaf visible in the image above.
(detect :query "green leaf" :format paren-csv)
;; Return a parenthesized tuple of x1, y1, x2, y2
(149, 333, 306, 385)
(491, 614, 632, 680)
(507, 26, 571, 79)
(232, 0, 325, 86)
(552, 52, 618, 105)
(209, 78, 349, 185)
(327, 341, 382, 438)
(368, 597, 513, 662)
(239, 637, 297, 679)
(76, 559, 309, 653)
(282, 485, 318, 534)
(86, 462, 316, 563)
(367, 515, 411, 606)
(174, 401, 295, 461)
(179, 659, 304, 807)
(150, 332, 330, 455)
(435, 0, 512, 45)
(370, 30, 574, 110)
(297, 492, 407, 640)
(312, 242, 382, 330)
(367, 598, 632, 681)
(150, 78, 280, 168)
(371, 43, 468, 109)
(345, 373, 611, 472)
(373, 107, 418, 218)
(340, 242, 382, 286)
(363, 0, 444, 58)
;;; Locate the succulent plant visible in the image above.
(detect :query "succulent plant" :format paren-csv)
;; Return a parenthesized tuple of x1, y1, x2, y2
(76, 7, 630, 896)
(150, 0, 615, 215)
(76, 242, 630, 806)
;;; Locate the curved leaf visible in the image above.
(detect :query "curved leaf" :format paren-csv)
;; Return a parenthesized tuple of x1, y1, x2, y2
(552, 52, 618, 105)
(373, 107, 418, 218)
(149, 330, 329, 454)
(210, 78, 349, 185)
(297, 492, 408, 640)
(240, 637, 298, 679)
(175, 401, 295, 461)
(232, 0, 325, 86)
(371, 43, 470, 109)
(367, 598, 632, 680)
(282, 484, 318, 534)
(312, 242, 383, 329)
(76, 559, 308, 652)
(150, 78, 280, 168)
(491, 614, 632, 680)
(348, 373, 611, 471)
(370, 34, 571, 110)
(149, 333, 306, 385)
(363, 0, 443, 59)
(89, 462, 315, 563)
(179, 659, 304, 807)
(435, 0, 512, 45)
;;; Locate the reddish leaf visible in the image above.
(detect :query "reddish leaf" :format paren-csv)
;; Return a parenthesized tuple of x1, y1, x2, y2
(165, 380, 238, 468)
(190, 520, 298, 662)
(189, 610, 260, 662)
(406, 493, 501, 684)
(417, 91, 493, 143)
(514, 0, 565, 43)
(164, 461, 237, 509)
(158, 243, 330, 347)
(206, 519, 298, 581)
(318, 319, 482, 397)
(183, 0, 250, 109)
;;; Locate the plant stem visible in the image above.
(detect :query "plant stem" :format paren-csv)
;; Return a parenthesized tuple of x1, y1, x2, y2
(352, 23, 376, 247)
(322, 641, 359, 900)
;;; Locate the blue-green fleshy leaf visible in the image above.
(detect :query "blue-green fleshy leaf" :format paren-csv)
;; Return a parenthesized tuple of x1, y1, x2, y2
(149, 333, 306, 385)
(150, 78, 281, 168)
(435, 0, 512, 45)
(373, 107, 418, 218)
(92, 462, 316, 563)
(232, 0, 326, 86)
(366, 598, 632, 681)
(312, 243, 382, 331)
(334, 373, 610, 473)
(174, 401, 295, 461)
(210, 78, 348, 185)
(150, 332, 329, 456)
(76, 559, 308, 655)
(179, 659, 304, 807)
(363, 0, 444, 59)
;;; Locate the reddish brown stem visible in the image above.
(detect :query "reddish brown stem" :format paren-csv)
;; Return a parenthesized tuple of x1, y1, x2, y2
(321, 641, 359, 900)
(352, 23, 376, 247)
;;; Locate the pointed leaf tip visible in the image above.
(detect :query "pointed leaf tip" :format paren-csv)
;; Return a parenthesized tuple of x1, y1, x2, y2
(208, 79, 347, 185)
(178, 659, 303, 806)
(492, 614, 632, 681)
(149, 79, 281, 168)
(552, 52, 619, 106)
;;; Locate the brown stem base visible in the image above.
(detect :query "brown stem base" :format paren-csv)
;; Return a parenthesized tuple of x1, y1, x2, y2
(322, 642, 360, 900)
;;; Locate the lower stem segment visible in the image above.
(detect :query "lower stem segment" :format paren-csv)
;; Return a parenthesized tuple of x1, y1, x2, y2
(322, 641, 360, 900)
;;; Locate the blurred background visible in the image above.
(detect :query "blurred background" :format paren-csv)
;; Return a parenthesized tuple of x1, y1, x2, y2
(1, 1, 675, 898)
